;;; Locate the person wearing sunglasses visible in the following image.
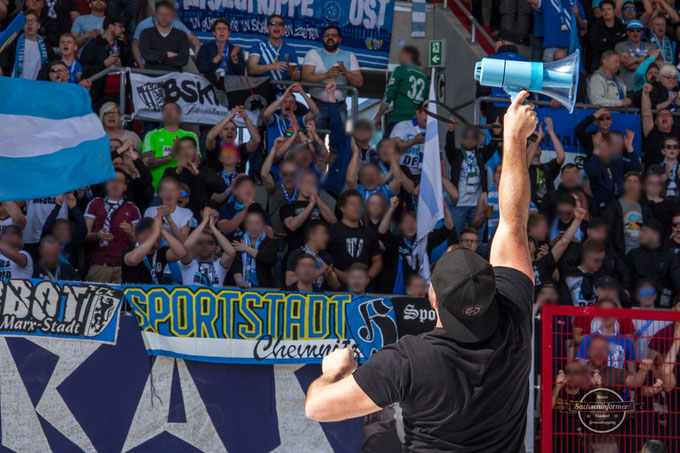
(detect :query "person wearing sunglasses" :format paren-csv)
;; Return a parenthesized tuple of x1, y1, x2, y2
(301, 25, 362, 149)
(615, 20, 659, 95)
(247, 14, 299, 82)
(180, 208, 234, 287)
(575, 108, 613, 157)
(80, 14, 130, 111)
(642, 83, 680, 166)
(658, 137, 680, 197)
(631, 279, 669, 360)
(626, 218, 680, 308)
(664, 211, 680, 254)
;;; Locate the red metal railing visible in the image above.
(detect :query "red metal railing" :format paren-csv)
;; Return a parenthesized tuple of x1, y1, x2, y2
(541, 305, 680, 453)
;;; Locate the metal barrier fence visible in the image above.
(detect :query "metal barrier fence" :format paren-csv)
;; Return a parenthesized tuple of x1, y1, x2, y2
(86, 66, 359, 130)
(541, 305, 680, 453)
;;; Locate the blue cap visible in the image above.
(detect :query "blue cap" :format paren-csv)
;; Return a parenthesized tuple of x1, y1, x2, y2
(627, 19, 643, 29)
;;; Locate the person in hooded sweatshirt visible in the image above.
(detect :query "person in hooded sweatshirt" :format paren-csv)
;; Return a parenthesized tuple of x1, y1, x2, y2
(626, 218, 680, 307)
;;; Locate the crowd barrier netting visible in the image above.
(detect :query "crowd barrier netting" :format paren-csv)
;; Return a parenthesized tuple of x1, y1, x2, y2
(541, 305, 680, 453)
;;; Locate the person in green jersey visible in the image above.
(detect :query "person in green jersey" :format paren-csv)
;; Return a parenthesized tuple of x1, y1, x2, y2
(141, 102, 200, 191)
(373, 46, 429, 138)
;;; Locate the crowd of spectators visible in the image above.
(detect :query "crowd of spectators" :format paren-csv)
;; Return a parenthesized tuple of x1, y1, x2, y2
(3, 0, 680, 448)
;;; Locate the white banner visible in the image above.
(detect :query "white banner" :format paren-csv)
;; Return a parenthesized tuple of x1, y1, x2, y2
(130, 72, 232, 125)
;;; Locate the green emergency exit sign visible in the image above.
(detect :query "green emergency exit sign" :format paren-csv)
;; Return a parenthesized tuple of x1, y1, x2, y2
(429, 40, 445, 67)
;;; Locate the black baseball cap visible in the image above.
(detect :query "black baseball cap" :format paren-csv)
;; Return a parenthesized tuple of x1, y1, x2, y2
(641, 218, 664, 236)
(595, 275, 619, 289)
(135, 217, 155, 235)
(431, 247, 497, 343)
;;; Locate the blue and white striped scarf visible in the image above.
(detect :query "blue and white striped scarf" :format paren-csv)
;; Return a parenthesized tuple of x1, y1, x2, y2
(13, 34, 48, 79)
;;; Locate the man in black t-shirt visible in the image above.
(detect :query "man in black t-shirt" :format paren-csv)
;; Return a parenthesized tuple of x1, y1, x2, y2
(305, 92, 537, 453)
(642, 84, 680, 166)
(326, 190, 382, 285)
(279, 171, 336, 252)
(122, 214, 187, 284)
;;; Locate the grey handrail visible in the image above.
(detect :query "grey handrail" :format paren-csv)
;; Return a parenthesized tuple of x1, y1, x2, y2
(472, 95, 680, 124)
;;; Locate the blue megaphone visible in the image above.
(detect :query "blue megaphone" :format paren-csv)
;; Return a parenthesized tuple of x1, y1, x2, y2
(473, 49, 580, 113)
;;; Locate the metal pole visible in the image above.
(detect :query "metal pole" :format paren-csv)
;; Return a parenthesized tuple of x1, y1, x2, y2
(118, 68, 125, 117)
(471, 24, 476, 43)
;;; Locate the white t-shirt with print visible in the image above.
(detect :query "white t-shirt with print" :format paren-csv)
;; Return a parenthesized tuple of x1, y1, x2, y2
(0, 251, 33, 279)
(180, 258, 228, 287)
(143, 206, 194, 232)
(390, 119, 424, 176)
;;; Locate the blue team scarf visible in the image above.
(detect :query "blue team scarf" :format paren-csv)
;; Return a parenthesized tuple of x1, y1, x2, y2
(650, 33, 675, 64)
(13, 34, 48, 78)
(242, 232, 265, 285)
(221, 168, 238, 188)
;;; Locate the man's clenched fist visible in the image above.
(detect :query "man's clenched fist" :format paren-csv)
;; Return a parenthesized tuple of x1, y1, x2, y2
(504, 90, 538, 140)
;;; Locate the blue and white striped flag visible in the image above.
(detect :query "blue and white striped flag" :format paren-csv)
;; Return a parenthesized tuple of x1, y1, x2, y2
(0, 77, 114, 201)
(411, 0, 427, 38)
(416, 69, 445, 281)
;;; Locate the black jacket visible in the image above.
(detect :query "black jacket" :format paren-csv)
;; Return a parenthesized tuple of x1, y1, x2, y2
(138, 27, 190, 71)
(163, 165, 226, 220)
(80, 35, 132, 106)
(626, 246, 680, 305)
(195, 40, 246, 87)
(444, 130, 498, 193)
(588, 18, 627, 72)
(602, 198, 651, 260)
(229, 236, 279, 288)
(560, 241, 632, 293)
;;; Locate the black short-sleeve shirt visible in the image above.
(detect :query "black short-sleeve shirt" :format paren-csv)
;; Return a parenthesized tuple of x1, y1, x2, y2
(327, 221, 381, 271)
(121, 247, 169, 284)
(353, 267, 534, 453)
(279, 200, 324, 251)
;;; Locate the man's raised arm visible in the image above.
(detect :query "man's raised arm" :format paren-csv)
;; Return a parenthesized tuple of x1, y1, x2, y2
(489, 91, 536, 282)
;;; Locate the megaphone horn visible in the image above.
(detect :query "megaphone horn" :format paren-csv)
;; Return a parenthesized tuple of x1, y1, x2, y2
(474, 49, 580, 113)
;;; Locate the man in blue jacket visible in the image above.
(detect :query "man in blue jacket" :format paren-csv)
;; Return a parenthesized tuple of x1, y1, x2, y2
(196, 19, 245, 87)
(584, 130, 641, 209)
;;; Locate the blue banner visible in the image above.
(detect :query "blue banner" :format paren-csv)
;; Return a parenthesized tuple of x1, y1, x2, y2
(125, 284, 399, 364)
(0, 279, 123, 344)
(534, 107, 642, 158)
(0, 315, 363, 452)
(177, 0, 396, 68)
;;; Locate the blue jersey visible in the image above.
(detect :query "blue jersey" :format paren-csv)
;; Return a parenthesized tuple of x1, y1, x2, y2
(539, 0, 585, 49)
(66, 60, 82, 84)
(250, 40, 298, 81)
(577, 334, 635, 370)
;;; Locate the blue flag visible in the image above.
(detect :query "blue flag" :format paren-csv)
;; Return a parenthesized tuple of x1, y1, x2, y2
(0, 12, 25, 56)
(0, 77, 114, 201)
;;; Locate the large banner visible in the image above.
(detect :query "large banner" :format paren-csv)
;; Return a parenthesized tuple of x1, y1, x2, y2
(0, 279, 123, 344)
(125, 285, 406, 365)
(0, 315, 363, 452)
(178, 0, 396, 69)
(534, 107, 643, 161)
(130, 72, 233, 125)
